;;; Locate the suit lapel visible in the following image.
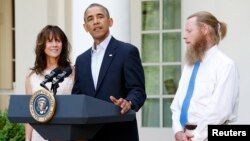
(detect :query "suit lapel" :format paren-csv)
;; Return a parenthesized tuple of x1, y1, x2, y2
(95, 38, 116, 92)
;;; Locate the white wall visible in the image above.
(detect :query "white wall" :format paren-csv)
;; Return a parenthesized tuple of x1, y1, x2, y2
(183, 0, 250, 124)
(15, 0, 48, 93)
(71, 0, 130, 63)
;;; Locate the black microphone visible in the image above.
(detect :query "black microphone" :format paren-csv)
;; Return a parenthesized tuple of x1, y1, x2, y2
(52, 67, 72, 85)
(40, 67, 62, 89)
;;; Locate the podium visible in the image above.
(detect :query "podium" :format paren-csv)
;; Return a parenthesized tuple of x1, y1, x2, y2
(7, 95, 135, 140)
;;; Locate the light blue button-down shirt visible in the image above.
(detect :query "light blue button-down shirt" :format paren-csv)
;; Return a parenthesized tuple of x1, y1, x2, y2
(91, 34, 112, 89)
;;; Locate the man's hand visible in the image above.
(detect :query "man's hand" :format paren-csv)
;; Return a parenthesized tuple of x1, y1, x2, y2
(110, 96, 132, 114)
(175, 131, 192, 141)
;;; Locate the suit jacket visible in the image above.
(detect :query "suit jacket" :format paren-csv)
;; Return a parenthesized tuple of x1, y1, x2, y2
(72, 37, 147, 141)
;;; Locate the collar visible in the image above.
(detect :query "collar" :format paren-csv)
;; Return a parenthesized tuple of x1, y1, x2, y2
(91, 34, 112, 52)
(203, 44, 218, 62)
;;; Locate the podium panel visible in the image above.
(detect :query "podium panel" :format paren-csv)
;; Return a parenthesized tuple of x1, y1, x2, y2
(8, 95, 135, 140)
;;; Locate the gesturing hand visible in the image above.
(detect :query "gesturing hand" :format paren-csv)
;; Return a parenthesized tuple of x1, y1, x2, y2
(110, 96, 132, 115)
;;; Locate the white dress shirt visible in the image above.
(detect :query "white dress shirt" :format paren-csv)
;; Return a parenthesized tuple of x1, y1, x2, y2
(91, 34, 111, 89)
(170, 45, 240, 141)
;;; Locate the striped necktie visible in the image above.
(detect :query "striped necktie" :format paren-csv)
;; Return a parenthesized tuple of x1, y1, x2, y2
(180, 61, 200, 127)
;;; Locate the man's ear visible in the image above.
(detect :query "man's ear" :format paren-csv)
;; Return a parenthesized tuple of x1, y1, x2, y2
(83, 23, 88, 32)
(109, 18, 113, 27)
(201, 24, 209, 35)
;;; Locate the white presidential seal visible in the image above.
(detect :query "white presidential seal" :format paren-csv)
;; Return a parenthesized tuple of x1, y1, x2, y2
(29, 89, 56, 123)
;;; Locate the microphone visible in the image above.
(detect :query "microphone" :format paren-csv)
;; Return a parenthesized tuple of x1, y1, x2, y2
(52, 67, 72, 85)
(40, 67, 62, 88)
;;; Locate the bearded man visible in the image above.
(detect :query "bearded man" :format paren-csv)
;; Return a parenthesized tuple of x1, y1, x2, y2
(170, 11, 240, 141)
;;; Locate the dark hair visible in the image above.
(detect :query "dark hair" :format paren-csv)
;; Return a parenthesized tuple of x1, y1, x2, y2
(188, 11, 227, 45)
(83, 3, 110, 22)
(31, 25, 71, 75)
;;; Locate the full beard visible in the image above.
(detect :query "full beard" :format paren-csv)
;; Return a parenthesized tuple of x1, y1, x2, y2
(185, 34, 208, 66)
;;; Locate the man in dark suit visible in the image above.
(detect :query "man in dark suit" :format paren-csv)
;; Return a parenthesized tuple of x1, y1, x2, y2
(72, 3, 147, 141)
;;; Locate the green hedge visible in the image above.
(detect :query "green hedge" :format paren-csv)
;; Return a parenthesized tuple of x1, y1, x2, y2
(0, 110, 25, 141)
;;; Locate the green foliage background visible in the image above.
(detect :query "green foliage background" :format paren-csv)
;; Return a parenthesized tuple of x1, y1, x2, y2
(0, 110, 25, 141)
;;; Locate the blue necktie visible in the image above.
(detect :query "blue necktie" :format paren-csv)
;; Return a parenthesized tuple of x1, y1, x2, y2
(180, 61, 200, 127)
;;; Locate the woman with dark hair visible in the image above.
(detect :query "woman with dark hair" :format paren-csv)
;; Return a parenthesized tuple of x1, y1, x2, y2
(25, 25, 75, 141)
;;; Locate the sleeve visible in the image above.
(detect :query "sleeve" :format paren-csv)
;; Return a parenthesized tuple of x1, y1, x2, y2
(170, 89, 185, 135)
(124, 46, 147, 112)
(170, 65, 189, 135)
